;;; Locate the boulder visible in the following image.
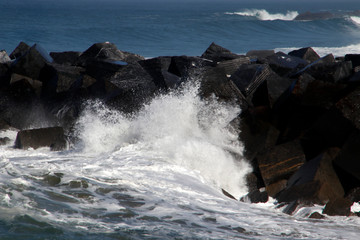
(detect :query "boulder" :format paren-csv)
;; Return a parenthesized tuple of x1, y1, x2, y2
(216, 57, 251, 76)
(76, 42, 144, 67)
(294, 11, 334, 21)
(11, 44, 53, 80)
(105, 62, 158, 113)
(301, 109, 355, 159)
(201, 42, 241, 62)
(333, 132, 360, 188)
(299, 60, 352, 83)
(10, 74, 42, 97)
(50, 51, 82, 66)
(277, 148, 344, 204)
(139, 56, 176, 89)
(0, 50, 11, 64)
(264, 52, 308, 76)
(345, 54, 360, 71)
(240, 188, 268, 203)
(246, 50, 275, 61)
(199, 66, 246, 105)
(230, 64, 272, 102)
(265, 72, 293, 108)
(168, 55, 213, 79)
(0, 63, 11, 87)
(14, 127, 67, 150)
(288, 47, 320, 63)
(9, 41, 30, 60)
(257, 140, 306, 186)
(309, 212, 326, 219)
(322, 198, 353, 216)
(336, 86, 360, 129)
(266, 179, 287, 197)
(39, 63, 85, 97)
(346, 187, 360, 203)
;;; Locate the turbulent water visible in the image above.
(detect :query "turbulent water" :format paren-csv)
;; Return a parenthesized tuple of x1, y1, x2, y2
(2, 0, 360, 239)
(1, 83, 360, 239)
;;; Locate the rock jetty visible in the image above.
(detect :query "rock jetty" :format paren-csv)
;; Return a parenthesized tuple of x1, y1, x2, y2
(1, 41, 360, 218)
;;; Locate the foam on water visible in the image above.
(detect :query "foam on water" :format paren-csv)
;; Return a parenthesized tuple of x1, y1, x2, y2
(225, 9, 299, 21)
(76, 82, 250, 199)
(1, 84, 360, 239)
(350, 16, 360, 25)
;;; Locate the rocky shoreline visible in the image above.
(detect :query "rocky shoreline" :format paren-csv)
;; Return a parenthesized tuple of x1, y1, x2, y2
(1, 41, 360, 218)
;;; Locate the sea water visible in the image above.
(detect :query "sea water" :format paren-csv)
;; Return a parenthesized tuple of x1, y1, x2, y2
(2, 0, 360, 239)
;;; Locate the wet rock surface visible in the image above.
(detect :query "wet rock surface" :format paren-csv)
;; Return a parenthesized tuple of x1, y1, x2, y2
(2, 41, 360, 216)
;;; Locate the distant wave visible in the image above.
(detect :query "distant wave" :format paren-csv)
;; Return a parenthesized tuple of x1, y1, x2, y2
(276, 43, 360, 57)
(225, 9, 299, 21)
(350, 16, 360, 25)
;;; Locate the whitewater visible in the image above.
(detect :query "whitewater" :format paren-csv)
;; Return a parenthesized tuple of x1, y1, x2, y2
(1, 83, 360, 239)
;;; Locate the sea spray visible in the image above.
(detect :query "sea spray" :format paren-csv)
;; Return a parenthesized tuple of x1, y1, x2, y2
(75, 82, 251, 199)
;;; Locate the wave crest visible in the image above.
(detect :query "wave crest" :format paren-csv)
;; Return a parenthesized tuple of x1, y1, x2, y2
(226, 9, 298, 21)
(350, 16, 360, 25)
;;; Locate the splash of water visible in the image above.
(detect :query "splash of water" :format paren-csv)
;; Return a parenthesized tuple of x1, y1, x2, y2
(75, 82, 251, 198)
(226, 9, 299, 21)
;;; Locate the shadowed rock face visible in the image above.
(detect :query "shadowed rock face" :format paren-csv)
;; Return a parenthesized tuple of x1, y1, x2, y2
(15, 127, 67, 151)
(3, 41, 360, 216)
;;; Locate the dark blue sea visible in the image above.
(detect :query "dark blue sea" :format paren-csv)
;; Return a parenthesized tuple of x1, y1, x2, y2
(1, 0, 360, 239)
(2, 0, 360, 57)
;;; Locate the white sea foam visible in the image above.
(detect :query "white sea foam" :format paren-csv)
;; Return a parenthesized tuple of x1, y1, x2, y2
(76, 82, 251, 199)
(350, 16, 360, 25)
(276, 43, 360, 57)
(225, 9, 299, 21)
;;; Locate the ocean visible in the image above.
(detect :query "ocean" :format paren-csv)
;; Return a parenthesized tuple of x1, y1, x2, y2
(1, 0, 360, 239)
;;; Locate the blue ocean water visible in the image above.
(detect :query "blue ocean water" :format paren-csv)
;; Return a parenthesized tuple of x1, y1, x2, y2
(2, 1, 360, 239)
(1, 0, 360, 57)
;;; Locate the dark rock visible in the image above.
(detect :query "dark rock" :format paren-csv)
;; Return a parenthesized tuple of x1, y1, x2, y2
(323, 198, 353, 216)
(139, 56, 176, 89)
(336, 86, 360, 129)
(239, 118, 279, 162)
(10, 73, 42, 97)
(11, 44, 53, 80)
(301, 109, 356, 159)
(0, 50, 11, 63)
(309, 212, 326, 219)
(264, 52, 308, 76)
(9, 41, 30, 60)
(333, 132, 360, 185)
(346, 187, 360, 203)
(15, 127, 67, 150)
(257, 140, 306, 186)
(216, 57, 251, 76)
(221, 189, 236, 200)
(240, 188, 268, 203)
(266, 179, 287, 197)
(299, 60, 352, 83)
(0, 119, 12, 130)
(43, 173, 62, 186)
(105, 62, 158, 113)
(294, 11, 334, 21)
(201, 42, 241, 62)
(345, 54, 360, 71)
(168, 55, 213, 79)
(245, 173, 263, 193)
(76, 42, 143, 67)
(50, 51, 82, 66)
(0, 137, 11, 145)
(288, 47, 320, 63)
(230, 64, 272, 102)
(199, 66, 246, 105)
(39, 63, 84, 97)
(265, 72, 293, 108)
(0, 63, 11, 87)
(246, 50, 275, 60)
(278, 148, 344, 204)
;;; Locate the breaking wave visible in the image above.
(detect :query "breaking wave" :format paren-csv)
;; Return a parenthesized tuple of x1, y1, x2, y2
(350, 16, 360, 25)
(225, 9, 299, 21)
